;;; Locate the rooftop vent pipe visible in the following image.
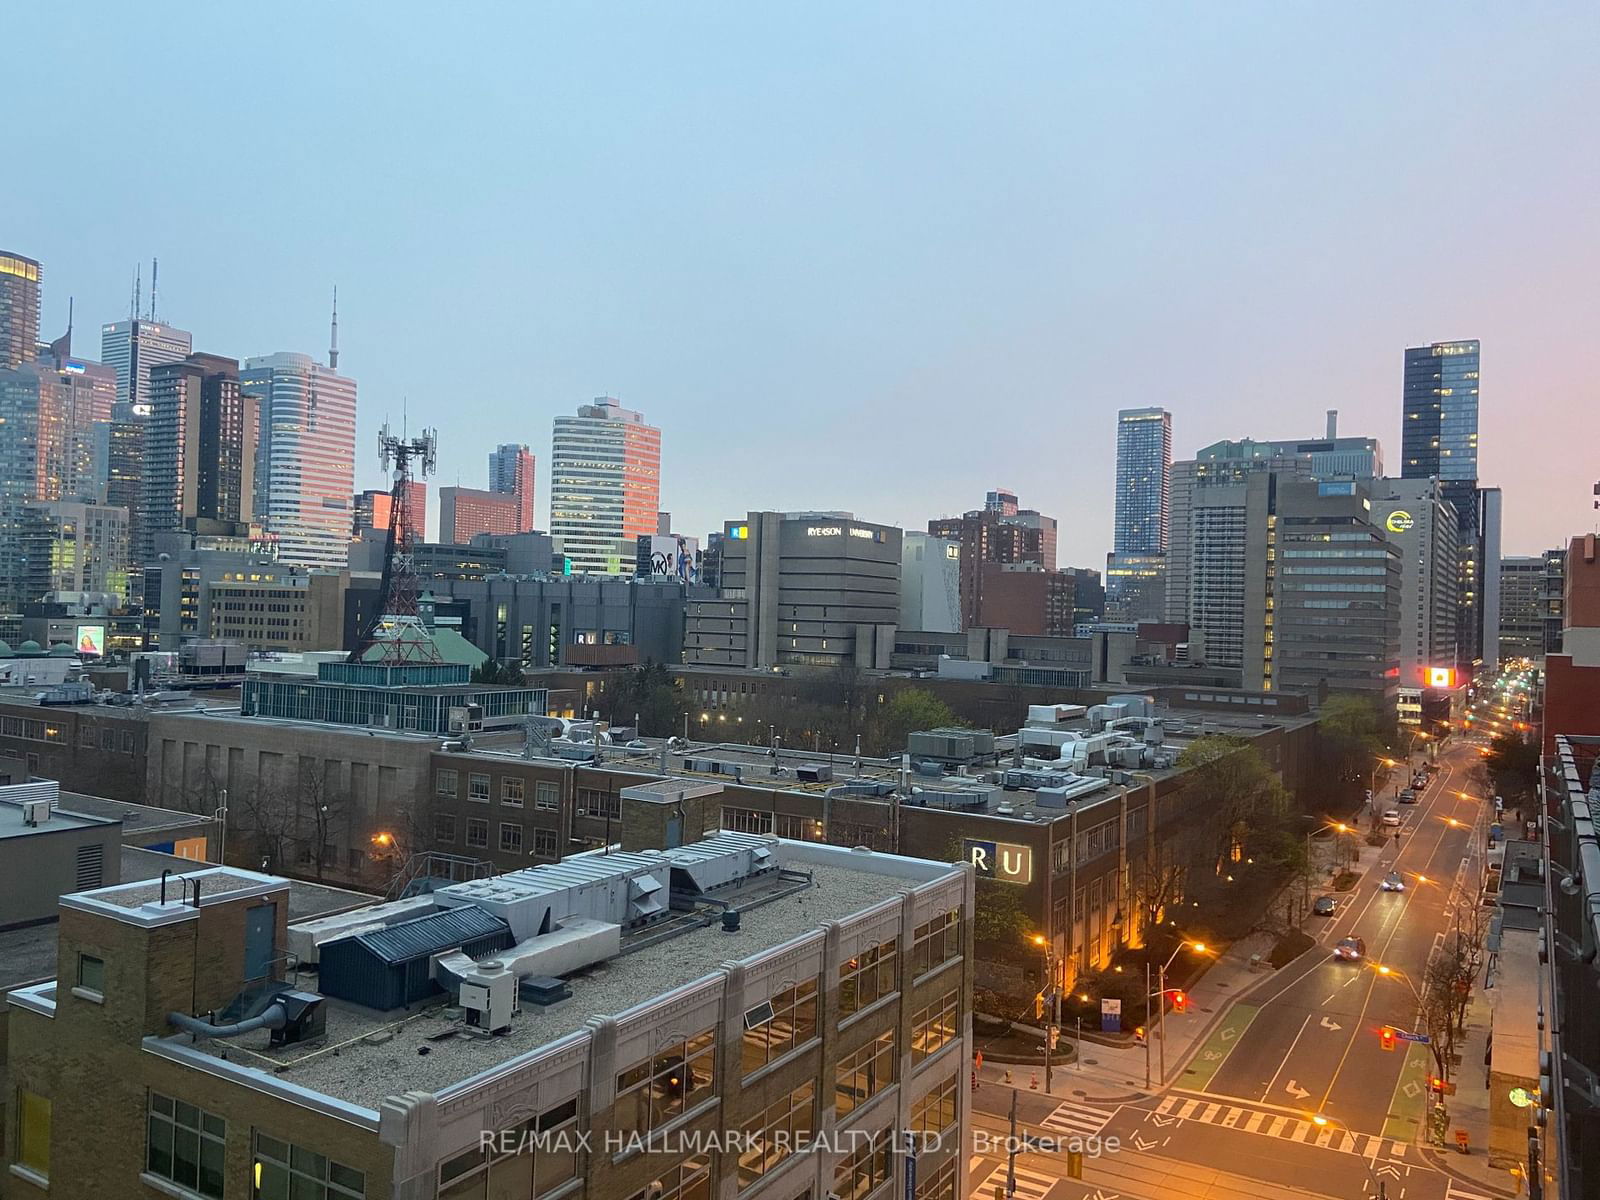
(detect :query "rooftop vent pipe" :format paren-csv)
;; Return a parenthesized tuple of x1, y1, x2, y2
(168, 1004, 287, 1039)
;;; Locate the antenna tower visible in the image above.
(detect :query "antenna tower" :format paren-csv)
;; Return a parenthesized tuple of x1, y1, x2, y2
(348, 423, 442, 664)
(329, 285, 339, 369)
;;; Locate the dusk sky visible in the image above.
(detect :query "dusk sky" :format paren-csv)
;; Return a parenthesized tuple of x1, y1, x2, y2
(10, 3, 1597, 564)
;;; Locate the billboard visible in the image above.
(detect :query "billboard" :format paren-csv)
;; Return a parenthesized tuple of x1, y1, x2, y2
(75, 625, 106, 656)
(638, 534, 700, 582)
(1426, 666, 1456, 689)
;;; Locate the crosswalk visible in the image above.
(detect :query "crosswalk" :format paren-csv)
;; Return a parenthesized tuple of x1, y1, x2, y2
(1039, 1101, 1116, 1139)
(1151, 1094, 1408, 1160)
(973, 1159, 1060, 1200)
(1445, 1184, 1495, 1200)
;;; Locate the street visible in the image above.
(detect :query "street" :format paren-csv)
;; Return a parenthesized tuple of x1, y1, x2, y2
(968, 738, 1499, 1200)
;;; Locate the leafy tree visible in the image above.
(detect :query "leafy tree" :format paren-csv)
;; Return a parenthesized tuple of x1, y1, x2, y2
(1317, 694, 1386, 790)
(470, 659, 525, 685)
(1483, 733, 1538, 805)
(1176, 735, 1292, 874)
(604, 661, 687, 737)
(871, 687, 960, 756)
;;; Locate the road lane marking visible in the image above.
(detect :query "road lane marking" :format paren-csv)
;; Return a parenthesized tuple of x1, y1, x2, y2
(1445, 1183, 1494, 1200)
(1261, 1012, 1315, 1102)
(1154, 1095, 1178, 1115)
(1179, 1001, 1259, 1091)
(1242, 1111, 1266, 1133)
(1280, 1118, 1305, 1141)
(974, 1160, 1060, 1200)
(1039, 1102, 1116, 1138)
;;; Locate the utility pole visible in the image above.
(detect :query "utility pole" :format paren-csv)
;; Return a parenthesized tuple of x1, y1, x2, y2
(1005, 1088, 1018, 1198)
(1144, 960, 1152, 1089)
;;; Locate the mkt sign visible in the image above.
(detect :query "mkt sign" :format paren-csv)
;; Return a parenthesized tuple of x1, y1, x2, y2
(963, 839, 1033, 884)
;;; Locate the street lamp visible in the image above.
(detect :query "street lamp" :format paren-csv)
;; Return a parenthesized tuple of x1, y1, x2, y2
(1310, 1115, 1390, 1198)
(1150, 940, 1207, 1085)
(1029, 934, 1060, 1089)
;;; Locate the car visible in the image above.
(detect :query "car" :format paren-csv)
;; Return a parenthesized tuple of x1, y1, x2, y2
(1382, 810, 1401, 828)
(1398, 790, 1418, 805)
(1412, 776, 1428, 790)
(1312, 895, 1338, 917)
(1334, 936, 1367, 961)
(1381, 871, 1405, 892)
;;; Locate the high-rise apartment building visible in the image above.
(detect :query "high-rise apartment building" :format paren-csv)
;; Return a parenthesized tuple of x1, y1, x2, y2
(18, 500, 130, 601)
(928, 491, 1059, 628)
(1370, 478, 1461, 686)
(0, 364, 61, 609)
(99, 318, 192, 414)
(488, 442, 536, 532)
(1401, 339, 1496, 670)
(1543, 546, 1567, 657)
(1500, 556, 1547, 664)
(1108, 407, 1172, 620)
(439, 485, 524, 543)
(240, 353, 356, 570)
(0, 251, 41, 369)
(550, 397, 661, 574)
(143, 354, 257, 561)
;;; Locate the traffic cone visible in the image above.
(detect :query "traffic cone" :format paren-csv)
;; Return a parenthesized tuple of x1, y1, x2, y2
(1030, 1071, 1039, 1090)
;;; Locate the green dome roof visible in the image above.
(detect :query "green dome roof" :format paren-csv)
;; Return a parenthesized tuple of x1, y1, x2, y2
(0, 641, 11, 655)
(17, 640, 41, 653)
(49, 643, 77, 656)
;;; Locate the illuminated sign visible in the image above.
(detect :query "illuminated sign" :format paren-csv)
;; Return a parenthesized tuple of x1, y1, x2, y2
(963, 838, 1033, 884)
(849, 527, 877, 540)
(806, 526, 843, 537)
(728, 524, 749, 539)
(75, 625, 105, 656)
(1386, 511, 1415, 533)
(1427, 667, 1456, 688)
(945, 544, 960, 559)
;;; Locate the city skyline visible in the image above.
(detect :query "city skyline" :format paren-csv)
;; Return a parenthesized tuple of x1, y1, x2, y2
(8, 5, 1596, 567)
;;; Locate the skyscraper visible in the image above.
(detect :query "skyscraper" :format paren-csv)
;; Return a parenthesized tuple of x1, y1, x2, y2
(240, 352, 357, 569)
(550, 397, 661, 574)
(439, 486, 523, 542)
(0, 364, 60, 608)
(488, 443, 536, 532)
(1108, 407, 1172, 621)
(1500, 556, 1547, 664)
(143, 354, 257, 561)
(353, 483, 426, 542)
(0, 251, 41, 369)
(1401, 339, 1491, 670)
(99, 318, 192, 414)
(1370, 477, 1461, 688)
(928, 490, 1060, 629)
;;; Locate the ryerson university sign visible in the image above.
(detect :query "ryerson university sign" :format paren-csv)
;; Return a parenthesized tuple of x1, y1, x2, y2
(963, 839, 1033, 884)
(805, 525, 880, 540)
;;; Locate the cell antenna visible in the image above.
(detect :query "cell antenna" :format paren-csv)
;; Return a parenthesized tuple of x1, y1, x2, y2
(133, 265, 141, 323)
(150, 257, 158, 322)
(329, 285, 339, 370)
(348, 423, 442, 665)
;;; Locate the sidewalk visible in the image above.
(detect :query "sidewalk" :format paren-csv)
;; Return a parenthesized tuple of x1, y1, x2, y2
(976, 928, 1285, 1101)
(1415, 982, 1524, 1198)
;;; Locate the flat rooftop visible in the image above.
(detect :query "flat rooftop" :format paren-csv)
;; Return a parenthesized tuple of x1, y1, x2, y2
(175, 854, 938, 1110)
(0, 800, 117, 841)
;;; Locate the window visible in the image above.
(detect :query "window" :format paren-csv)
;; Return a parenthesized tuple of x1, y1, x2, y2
(146, 1092, 225, 1198)
(435, 769, 458, 797)
(833, 1130, 890, 1200)
(775, 813, 825, 842)
(742, 977, 819, 1074)
(500, 823, 523, 854)
(533, 828, 559, 859)
(911, 1074, 958, 1137)
(835, 1031, 896, 1116)
(252, 1132, 365, 1199)
(437, 1097, 580, 1200)
(626, 1155, 709, 1200)
(614, 1028, 717, 1137)
(468, 774, 490, 803)
(839, 938, 897, 1017)
(721, 806, 775, 835)
(466, 818, 489, 849)
(79, 724, 95, 749)
(77, 953, 105, 995)
(501, 778, 524, 807)
(911, 909, 963, 977)
(738, 1082, 814, 1189)
(535, 781, 560, 811)
(911, 988, 960, 1064)
(16, 1089, 50, 1180)
(435, 814, 457, 844)
(915, 1156, 957, 1200)
(577, 788, 620, 820)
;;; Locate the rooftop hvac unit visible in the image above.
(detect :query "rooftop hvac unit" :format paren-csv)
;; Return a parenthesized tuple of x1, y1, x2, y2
(270, 991, 327, 1048)
(21, 798, 51, 827)
(795, 763, 832, 783)
(459, 964, 517, 1035)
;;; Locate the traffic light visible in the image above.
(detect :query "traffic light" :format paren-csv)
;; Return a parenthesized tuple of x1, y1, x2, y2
(1380, 1026, 1397, 1052)
(1172, 991, 1189, 1014)
(1034, 991, 1045, 1020)
(1047, 1026, 1060, 1050)
(1429, 1076, 1445, 1092)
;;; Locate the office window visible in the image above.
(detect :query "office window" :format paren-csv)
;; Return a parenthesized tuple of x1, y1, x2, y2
(915, 1156, 957, 1200)
(146, 1092, 225, 1199)
(833, 1129, 890, 1200)
(252, 1132, 365, 1199)
(500, 823, 523, 854)
(721, 806, 774, 835)
(742, 977, 819, 1074)
(738, 1082, 814, 1189)
(437, 1096, 580, 1200)
(466, 818, 489, 849)
(577, 789, 620, 820)
(77, 953, 105, 995)
(614, 1028, 717, 1137)
(16, 1089, 51, 1180)
(835, 1031, 896, 1116)
(435, 769, 458, 797)
(625, 1155, 709, 1200)
(839, 938, 897, 1017)
(501, 778, 524, 807)
(534, 781, 560, 811)
(435, 814, 457, 844)
(468, 774, 490, 803)
(911, 988, 960, 1064)
(775, 813, 825, 842)
(533, 828, 559, 859)
(911, 1074, 958, 1137)
(911, 909, 963, 977)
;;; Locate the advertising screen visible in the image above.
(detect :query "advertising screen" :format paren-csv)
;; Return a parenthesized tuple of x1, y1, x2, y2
(75, 625, 106, 656)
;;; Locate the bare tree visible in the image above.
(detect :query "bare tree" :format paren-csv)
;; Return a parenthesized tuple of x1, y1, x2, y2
(294, 761, 351, 884)
(235, 780, 294, 874)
